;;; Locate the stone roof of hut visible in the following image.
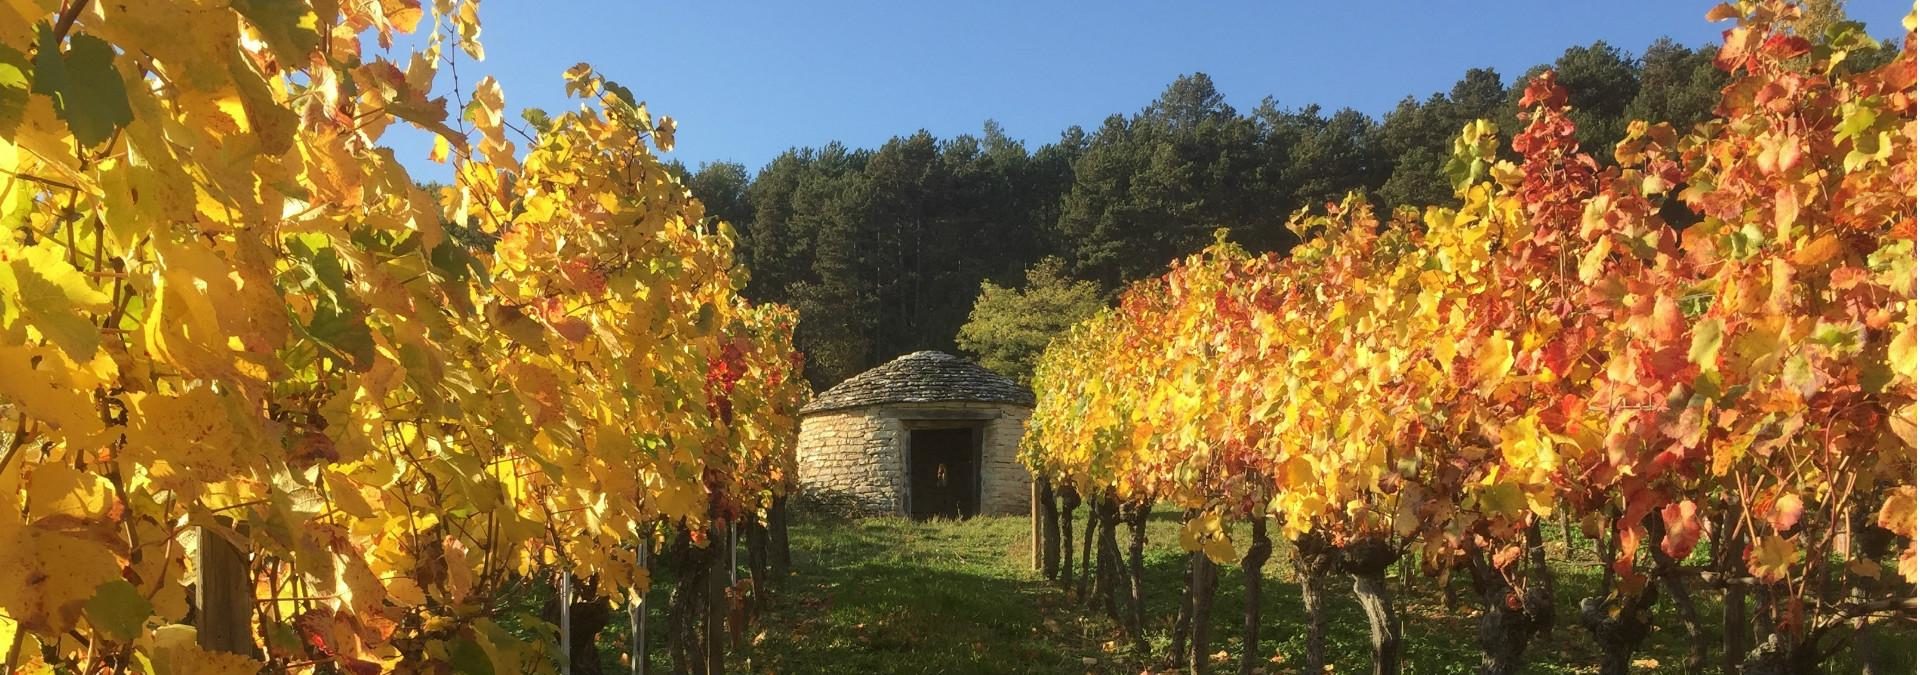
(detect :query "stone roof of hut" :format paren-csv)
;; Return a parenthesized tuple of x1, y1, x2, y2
(800, 350, 1035, 415)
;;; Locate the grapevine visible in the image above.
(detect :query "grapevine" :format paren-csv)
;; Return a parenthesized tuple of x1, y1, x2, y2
(0, 1, 807, 672)
(1023, 2, 1916, 672)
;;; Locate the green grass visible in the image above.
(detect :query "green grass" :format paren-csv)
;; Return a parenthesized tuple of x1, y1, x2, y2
(551, 509, 1912, 674)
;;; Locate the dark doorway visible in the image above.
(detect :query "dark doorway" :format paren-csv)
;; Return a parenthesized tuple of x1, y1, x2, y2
(908, 427, 979, 519)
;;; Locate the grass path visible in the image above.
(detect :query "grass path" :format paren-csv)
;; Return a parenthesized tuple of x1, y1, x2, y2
(741, 516, 1089, 673)
(724, 512, 1911, 674)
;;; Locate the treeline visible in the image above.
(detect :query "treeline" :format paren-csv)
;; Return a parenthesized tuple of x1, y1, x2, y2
(672, 38, 1730, 388)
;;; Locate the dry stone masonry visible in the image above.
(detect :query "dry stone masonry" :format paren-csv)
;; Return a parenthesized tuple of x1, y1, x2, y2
(796, 352, 1034, 517)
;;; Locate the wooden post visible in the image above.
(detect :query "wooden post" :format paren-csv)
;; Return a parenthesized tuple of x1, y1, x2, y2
(559, 570, 573, 674)
(729, 524, 739, 586)
(705, 518, 728, 675)
(196, 521, 252, 656)
(1835, 508, 1852, 556)
(632, 545, 649, 675)
(770, 495, 791, 581)
(1030, 480, 1041, 571)
(1559, 509, 1573, 560)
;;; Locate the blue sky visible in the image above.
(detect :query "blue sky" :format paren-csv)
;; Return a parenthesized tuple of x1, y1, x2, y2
(385, 1, 1912, 181)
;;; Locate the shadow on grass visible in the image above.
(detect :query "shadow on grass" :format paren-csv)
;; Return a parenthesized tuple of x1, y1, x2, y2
(556, 512, 1914, 674)
(745, 515, 1492, 673)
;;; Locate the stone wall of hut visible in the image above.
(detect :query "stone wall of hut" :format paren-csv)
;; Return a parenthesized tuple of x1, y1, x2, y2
(795, 401, 1031, 516)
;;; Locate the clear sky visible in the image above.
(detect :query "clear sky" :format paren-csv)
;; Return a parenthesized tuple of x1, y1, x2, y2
(386, 1, 1912, 181)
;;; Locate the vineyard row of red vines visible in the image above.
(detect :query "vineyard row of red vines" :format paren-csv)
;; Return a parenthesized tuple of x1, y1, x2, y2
(1023, 3, 1916, 674)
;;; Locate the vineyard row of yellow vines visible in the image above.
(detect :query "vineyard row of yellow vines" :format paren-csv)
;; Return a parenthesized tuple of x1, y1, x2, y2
(1022, 3, 1916, 674)
(0, 0, 809, 673)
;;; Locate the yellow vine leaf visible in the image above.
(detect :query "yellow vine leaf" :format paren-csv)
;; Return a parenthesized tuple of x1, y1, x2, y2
(0, 517, 122, 634)
(1748, 534, 1799, 583)
(24, 464, 116, 525)
(1498, 415, 1557, 473)
(1179, 512, 1238, 565)
(1473, 330, 1514, 392)
(322, 470, 378, 519)
(125, 387, 252, 487)
(1890, 319, 1916, 386)
(1879, 486, 1915, 538)
(0, 345, 104, 439)
(0, 615, 15, 666)
(0, 243, 111, 360)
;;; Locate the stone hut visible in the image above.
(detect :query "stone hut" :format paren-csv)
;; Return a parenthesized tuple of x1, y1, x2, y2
(796, 351, 1034, 518)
